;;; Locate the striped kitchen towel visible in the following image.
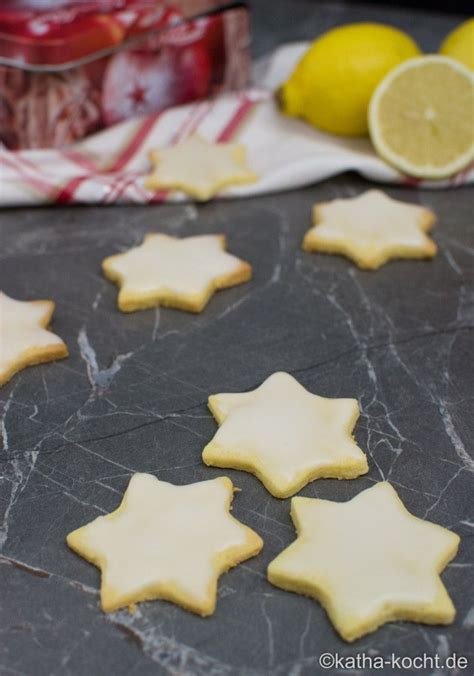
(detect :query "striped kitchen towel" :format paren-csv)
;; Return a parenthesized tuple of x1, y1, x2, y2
(1, 44, 472, 206)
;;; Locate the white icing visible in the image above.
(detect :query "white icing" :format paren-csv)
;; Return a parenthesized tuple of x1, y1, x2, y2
(106, 234, 245, 297)
(148, 135, 256, 198)
(0, 292, 64, 377)
(76, 474, 254, 607)
(207, 372, 366, 490)
(269, 483, 459, 628)
(309, 190, 432, 250)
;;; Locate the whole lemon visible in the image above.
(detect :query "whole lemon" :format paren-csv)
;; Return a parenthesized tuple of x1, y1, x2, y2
(278, 23, 421, 136)
(440, 18, 474, 70)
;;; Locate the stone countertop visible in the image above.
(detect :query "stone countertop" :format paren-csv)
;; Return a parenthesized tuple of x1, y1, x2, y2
(1, 2, 473, 674)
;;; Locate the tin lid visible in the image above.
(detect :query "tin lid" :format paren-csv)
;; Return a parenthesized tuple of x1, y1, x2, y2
(0, 1, 229, 70)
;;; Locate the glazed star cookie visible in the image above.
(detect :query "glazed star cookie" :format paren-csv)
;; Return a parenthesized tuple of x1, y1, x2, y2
(202, 372, 368, 498)
(302, 189, 437, 270)
(145, 134, 258, 201)
(268, 482, 460, 642)
(0, 291, 68, 387)
(102, 233, 252, 313)
(67, 473, 262, 615)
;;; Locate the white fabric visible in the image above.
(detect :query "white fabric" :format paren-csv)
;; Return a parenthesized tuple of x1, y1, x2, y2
(0, 42, 471, 207)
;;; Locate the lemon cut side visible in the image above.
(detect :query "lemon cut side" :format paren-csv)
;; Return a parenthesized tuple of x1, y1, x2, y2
(369, 55, 474, 179)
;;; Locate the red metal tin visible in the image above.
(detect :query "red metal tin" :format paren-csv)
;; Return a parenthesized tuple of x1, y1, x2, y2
(0, 1, 250, 148)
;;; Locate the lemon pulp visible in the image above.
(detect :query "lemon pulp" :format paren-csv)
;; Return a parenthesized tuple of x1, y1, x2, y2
(369, 56, 474, 178)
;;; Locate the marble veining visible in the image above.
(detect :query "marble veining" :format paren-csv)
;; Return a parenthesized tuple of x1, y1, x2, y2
(1, 1, 473, 674)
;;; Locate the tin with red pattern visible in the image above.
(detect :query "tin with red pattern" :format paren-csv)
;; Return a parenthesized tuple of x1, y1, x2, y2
(0, 0, 250, 149)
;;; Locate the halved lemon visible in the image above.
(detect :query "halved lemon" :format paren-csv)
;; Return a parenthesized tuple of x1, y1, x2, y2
(369, 55, 474, 179)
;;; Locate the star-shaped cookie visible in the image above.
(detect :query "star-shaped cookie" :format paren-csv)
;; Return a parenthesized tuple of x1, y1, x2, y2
(102, 233, 252, 313)
(145, 134, 258, 201)
(0, 291, 68, 387)
(302, 189, 437, 270)
(202, 372, 368, 498)
(268, 482, 460, 642)
(67, 473, 262, 615)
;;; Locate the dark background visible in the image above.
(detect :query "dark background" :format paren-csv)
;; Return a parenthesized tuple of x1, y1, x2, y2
(1, 1, 473, 675)
(354, 0, 471, 12)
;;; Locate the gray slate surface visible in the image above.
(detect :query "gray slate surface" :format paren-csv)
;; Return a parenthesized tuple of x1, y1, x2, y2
(1, 1, 473, 674)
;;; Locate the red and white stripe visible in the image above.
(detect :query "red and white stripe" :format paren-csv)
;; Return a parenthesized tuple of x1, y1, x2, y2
(1, 86, 471, 206)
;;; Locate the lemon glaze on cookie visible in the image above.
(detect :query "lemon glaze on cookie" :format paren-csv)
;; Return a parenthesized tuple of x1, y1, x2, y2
(203, 372, 368, 498)
(303, 190, 437, 270)
(268, 482, 459, 642)
(145, 135, 258, 201)
(102, 233, 252, 313)
(0, 291, 68, 387)
(67, 474, 262, 616)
